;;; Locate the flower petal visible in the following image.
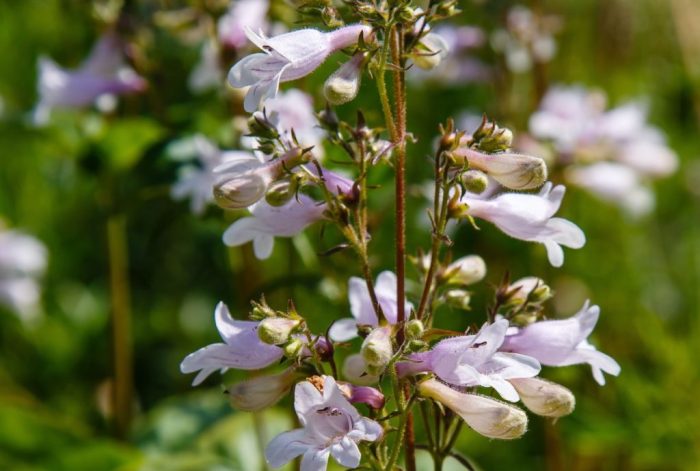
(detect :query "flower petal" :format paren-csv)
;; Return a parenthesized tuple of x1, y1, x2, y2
(328, 318, 359, 342)
(329, 437, 361, 468)
(300, 448, 330, 471)
(264, 428, 309, 468)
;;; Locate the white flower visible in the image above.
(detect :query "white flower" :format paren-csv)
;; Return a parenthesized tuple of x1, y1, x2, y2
(442, 255, 487, 286)
(264, 89, 325, 152)
(33, 33, 146, 124)
(265, 376, 382, 470)
(228, 24, 372, 112)
(398, 319, 540, 402)
(501, 300, 621, 385)
(509, 377, 575, 418)
(222, 195, 326, 259)
(461, 182, 585, 267)
(418, 378, 528, 440)
(453, 148, 548, 190)
(328, 271, 413, 342)
(0, 229, 47, 320)
(227, 367, 301, 411)
(188, 41, 222, 93)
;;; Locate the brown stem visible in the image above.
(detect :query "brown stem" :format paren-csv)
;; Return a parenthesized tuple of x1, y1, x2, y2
(403, 383, 417, 471)
(107, 213, 133, 439)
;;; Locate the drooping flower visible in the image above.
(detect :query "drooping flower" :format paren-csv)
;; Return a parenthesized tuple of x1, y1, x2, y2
(509, 377, 575, 418)
(264, 376, 382, 470)
(170, 136, 259, 214)
(222, 195, 326, 259)
(500, 300, 621, 385)
(33, 33, 146, 124)
(418, 378, 528, 440)
(227, 367, 303, 411)
(323, 52, 366, 105)
(459, 182, 585, 267)
(452, 147, 548, 190)
(328, 271, 413, 342)
(0, 228, 48, 320)
(397, 319, 540, 402)
(218, 0, 269, 50)
(180, 302, 285, 385)
(228, 24, 372, 112)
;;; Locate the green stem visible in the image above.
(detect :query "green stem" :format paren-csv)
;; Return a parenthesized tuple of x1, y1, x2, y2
(107, 213, 133, 439)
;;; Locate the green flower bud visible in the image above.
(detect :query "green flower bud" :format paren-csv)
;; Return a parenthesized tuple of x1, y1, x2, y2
(406, 320, 425, 340)
(444, 289, 471, 310)
(258, 318, 301, 345)
(283, 338, 304, 358)
(323, 53, 365, 105)
(361, 327, 393, 374)
(443, 255, 487, 286)
(264, 179, 298, 207)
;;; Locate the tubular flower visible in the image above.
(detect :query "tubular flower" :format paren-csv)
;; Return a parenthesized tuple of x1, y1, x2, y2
(509, 377, 575, 418)
(500, 300, 621, 385)
(397, 319, 540, 402)
(180, 302, 284, 385)
(222, 195, 326, 260)
(34, 33, 146, 124)
(328, 271, 413, 342)
(459, 182, 585, 267)
(453, 147, 548, 190)
(227, 367, 302, 411)
(264, 376, 382, 470)
(229, 24, 373, 112)
(418, 378, 528, 440)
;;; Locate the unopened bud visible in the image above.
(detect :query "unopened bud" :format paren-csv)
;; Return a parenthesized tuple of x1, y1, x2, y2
(265, 179, 297, 207)
(478, 127, 514, 153)
(413, 33, 450, 70)
(324, 53, 366, 105)
(507, 277, 552, 306)
(453, 148, 547, 190)
(283, 338, 304, 358)
(361, 326, 393, 375)
(406, 339, 428, 353)
(213, 160, 276, 210)
(418, 378, 528, 440)
(258, 317, 301, 345)
(461, 169, 489, 194)
(248, 111, 279, 139)
(227, 368, 300, 411)
(337, 382, 385, 409)
(444, 289, 471, 310)
(509, 377, 575, 418)
(406, 320, 424, 340)
(443, 255, 487, 286)
(343, 353, 380, 385)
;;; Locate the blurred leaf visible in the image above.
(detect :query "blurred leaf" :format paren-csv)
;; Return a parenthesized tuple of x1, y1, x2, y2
(96, 118, 164, 172)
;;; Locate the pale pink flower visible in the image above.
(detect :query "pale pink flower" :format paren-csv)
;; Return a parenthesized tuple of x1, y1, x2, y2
(328, 271, 413, 342)
(397, 319, 540, 402)
(222, 195, 326, 259)
(265, 376, 382, 470)
(500, 301, 621, 385)
(460, 182, 585, 267)
(34, 33, 146, 124)
(218, 0, 269, 49)
(180, 302, 285, 385)
(228, 24, 372, 112)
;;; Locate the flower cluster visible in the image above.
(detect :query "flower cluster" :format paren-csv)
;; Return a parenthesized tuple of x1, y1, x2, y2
(523, 85, 679, 216)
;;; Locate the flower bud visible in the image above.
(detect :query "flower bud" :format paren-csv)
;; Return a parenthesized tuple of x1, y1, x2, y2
(361, 326, 393, 375)
(258, 318, 301, 345)
(478, 127, 514, 153)
(343, 353, 380, 385)
(323, 53, 365, 105)
(461, 169, 489, 194)
(406, 339, 428, 353)
(443, 255, 486, 286)
(413, 33, 450, 70)
(509, 377, 575, 418)
(283, 338, 305, 358)
(507, 277, 552, 306)
(227, 368, 301, 411)
(337, 382, 385, 409)
(418, 378, 528, 440)
(213, 161, 276, 210)
(444, 289, 471, 310)
(453, 148, 547, 190)
(406, 320, 424, 340)
(248, 111, 280, 140)
(265, 179, 298, 207)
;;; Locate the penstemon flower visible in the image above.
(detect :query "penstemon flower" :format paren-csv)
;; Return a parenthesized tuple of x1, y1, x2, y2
(500, 301, 621, 385)
(0, 228, 48, 320)
(222, 195, 326, 260)
(458, 182, 585, 267)
(329, 271, 413, 341)
(33, 33, 146, 124)
(218, 0, 269, 50)
(228, 24, 372, 112)
(265, 376, 382, 470)
(397, 319, 541, 401)
(180, 302, 286, 385)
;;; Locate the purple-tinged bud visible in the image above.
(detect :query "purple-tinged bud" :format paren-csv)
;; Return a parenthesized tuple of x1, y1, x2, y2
(227, 368, 301, 411)
(418, 379, 528, 440)
(453, 147, 547, 190)
(337, 382, 385, 409)
(442, 255, 486, 286)
(258, 318, 301, 345)
(509, 377, 575, 418)
(324, 53, 366, 105)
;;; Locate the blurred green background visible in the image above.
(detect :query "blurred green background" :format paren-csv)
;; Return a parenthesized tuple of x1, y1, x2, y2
(1, 0, 699, 470)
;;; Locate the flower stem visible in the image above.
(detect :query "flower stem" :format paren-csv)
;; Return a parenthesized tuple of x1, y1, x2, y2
(106, 212, 133, 439)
